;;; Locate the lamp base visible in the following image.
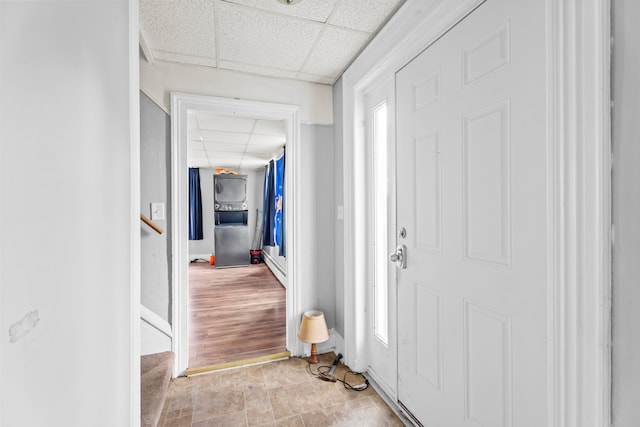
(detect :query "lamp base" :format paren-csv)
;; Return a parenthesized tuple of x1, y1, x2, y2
(307, 342, 320, 364)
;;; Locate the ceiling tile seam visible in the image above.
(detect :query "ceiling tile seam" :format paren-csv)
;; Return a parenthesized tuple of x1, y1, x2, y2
(151, 49, 217, 61)
(220, 58, 296, 73)
(331, 0, 407, 75)
(195, 126, 261, 136)
(213, 0, 222, 71)
(195, 114, 203, 135)
(295, 23, 330, 80)
(216, 0, 335, 27)
(200, 137, 214, 170)
(239, 119, 259, 167)
(324, 0, 344, 28)
(322, 23, 372, 37)
(216, 59, 308, 79)
(196, 131, 278, 138)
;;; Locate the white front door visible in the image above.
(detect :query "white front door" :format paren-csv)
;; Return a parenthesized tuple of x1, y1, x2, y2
(396, 0, 548, 425)
(364, 77, 397, 397)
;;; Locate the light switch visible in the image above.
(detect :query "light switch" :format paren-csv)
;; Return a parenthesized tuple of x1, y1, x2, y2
(151, 202, 165, 221)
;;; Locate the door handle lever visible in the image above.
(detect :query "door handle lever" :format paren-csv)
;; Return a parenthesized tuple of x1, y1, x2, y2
(389, 244, 407, 269)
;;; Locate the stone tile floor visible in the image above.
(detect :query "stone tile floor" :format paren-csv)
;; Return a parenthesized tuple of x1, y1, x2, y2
(159, 352, 405, 426)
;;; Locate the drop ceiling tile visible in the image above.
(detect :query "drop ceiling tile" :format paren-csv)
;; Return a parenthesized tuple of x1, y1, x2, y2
(218, 60, 299, 80)
(301, 26, 370, 77)
(217, 1, 323, 71)
(327, 0, 402, 33)
(188, 158, 211, 168)
(200, 130, 249, 144)
(253, 119, 286, 136)
(206, 150, 244, 160)
(187, 140, 206, 151)
(140, 0, 216, 59)
(188, 150, 209, 159)
(203, 141, 247, 153)
(245, 144, 283, 156)
(247, 134, 286, 147)
(240, 157, 271, 169)
(153, 50, 217, 68)
(220, 0, 338, 23)
(208, 157, 241, 168)
(196, 114, 255, 133)
(245, 152, 276, 163)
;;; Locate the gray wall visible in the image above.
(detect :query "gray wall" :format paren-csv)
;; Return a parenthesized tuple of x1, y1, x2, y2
(612, 0, 640, 424)
(141, 91, 171, 322)
(332, 79, 345, 336)
(299, 123, 336, 329)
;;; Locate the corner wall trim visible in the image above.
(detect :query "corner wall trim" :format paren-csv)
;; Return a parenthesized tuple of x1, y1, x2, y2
(140, 304, 172, 339)
(262, 249, 287, 288)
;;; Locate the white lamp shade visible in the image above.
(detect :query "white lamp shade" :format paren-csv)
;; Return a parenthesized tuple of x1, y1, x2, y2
(297, 310, 329, 343)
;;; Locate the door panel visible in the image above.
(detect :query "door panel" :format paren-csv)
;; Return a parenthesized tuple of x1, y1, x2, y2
(396, 0, 548, 425)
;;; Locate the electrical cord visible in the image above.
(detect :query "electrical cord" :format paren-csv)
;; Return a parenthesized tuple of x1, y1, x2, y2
(306, 360, 370, 391)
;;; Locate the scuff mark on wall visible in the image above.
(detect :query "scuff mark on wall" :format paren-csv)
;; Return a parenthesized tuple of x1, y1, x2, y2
(9, 310, 40, 343)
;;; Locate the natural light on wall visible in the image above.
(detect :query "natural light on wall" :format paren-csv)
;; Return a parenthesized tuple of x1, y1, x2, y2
(373, 102, 389, 346)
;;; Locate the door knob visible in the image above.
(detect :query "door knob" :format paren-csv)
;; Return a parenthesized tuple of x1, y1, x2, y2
(389, 244, 407, 269)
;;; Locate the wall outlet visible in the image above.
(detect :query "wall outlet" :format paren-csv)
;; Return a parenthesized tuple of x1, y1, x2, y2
(151, 202, 165, 221)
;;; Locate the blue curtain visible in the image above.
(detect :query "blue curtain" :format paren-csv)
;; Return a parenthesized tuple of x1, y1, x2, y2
(276, 153, 286, 257)
(189, 168, 203, 240)
(262, 161, 276, 246)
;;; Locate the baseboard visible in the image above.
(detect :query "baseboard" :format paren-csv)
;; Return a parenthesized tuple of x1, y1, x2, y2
(140, 304, 172, 355)
(365, 373, 416, 426)
(141, 319, 172, 355)
(189, 254, 211, 263)
(262, 250, 287, 288)
(312, 328, 342, 355)
(332, 330, 345, 357)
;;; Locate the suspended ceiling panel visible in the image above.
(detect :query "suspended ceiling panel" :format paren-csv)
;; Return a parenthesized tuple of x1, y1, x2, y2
(188, 112, 286, 170)
(139, 0, 404, 84)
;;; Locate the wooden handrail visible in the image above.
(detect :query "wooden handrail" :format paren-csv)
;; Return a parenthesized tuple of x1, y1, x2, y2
(140, 213, 163, 234)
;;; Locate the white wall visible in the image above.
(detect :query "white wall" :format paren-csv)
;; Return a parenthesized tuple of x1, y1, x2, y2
(1, 2, 135, 426)
(140, 59, 333, 125)
(612, 0, 640, 424)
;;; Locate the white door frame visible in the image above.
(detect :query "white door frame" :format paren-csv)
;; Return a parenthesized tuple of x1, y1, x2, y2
(170, 93, 302, 376)
(341, 0, 611, 426)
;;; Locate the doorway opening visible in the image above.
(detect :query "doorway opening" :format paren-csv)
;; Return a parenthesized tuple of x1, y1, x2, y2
(171, 93, 302, 377)
(185, 112, 289, 372)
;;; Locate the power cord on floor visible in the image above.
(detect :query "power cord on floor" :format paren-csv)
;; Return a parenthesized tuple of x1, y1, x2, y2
(306, 358, 369, 391)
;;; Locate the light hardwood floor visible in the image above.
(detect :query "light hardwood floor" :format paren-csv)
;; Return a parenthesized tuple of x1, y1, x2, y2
(188, 262, 287, 370)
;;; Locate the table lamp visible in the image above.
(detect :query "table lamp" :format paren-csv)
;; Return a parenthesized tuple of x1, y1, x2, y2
(297, 310, 329, 364)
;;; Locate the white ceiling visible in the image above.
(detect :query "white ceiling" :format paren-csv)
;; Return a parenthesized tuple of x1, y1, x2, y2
(139, 0, 404, 85)
(187, 112, 286, 170)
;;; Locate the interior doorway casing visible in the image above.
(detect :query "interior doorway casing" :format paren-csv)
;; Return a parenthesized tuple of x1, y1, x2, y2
(170, 93, 301, 376)
(341, 0, 611, 426)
